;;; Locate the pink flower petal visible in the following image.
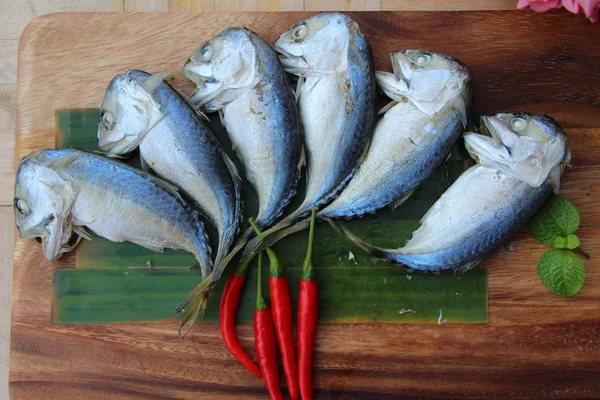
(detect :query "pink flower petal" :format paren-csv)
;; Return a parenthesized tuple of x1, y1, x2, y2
(562, 0, 581, 12)
(529, 0, 562, 11)
(517, 0, 533, 9)
(578, 0, 600, 17)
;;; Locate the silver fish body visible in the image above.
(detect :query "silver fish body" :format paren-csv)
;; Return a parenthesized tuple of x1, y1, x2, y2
(274, 12, 376, 220)
(370, 164, 553, 270)
(322, 50, 471, 218)
(14, 149, 213, 275)
(240, 13, 377, 259)
(97, 70, 241, 270)
(178, 27, 304, 330)
(184, 28, 303, 229)
(340, 113, 570, 271)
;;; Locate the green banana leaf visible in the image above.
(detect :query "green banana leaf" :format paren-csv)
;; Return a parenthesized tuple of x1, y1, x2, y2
(52, 108, 488, 324)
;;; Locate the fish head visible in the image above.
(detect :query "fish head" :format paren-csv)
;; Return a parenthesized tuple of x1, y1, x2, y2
(182, 28, 259, 110)
(14, 151, 77, 262)
(274, 12, 357, 76)
(376, 50, 471, 125)
(464, 113, 570, 191)
(97, 70, 165, 157)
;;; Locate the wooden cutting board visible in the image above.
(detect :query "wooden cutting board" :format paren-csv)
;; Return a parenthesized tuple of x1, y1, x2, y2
(12, 11, 600, 399)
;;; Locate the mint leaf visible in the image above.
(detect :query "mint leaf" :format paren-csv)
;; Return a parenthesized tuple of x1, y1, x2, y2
(531, 196, 580, 246)
(554, 234, 580, 250)
(537, 249, 585, 297)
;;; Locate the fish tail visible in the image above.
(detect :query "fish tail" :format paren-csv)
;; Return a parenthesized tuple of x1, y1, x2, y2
(325, 218, 375, 255)
(328, 219, 411, 265)
(212, 224, 238, 272)
(175, 227, 253, 337)
(238, 215, 296, 261)
(242, 216, 312, 259)
(175, 271, 214, 339)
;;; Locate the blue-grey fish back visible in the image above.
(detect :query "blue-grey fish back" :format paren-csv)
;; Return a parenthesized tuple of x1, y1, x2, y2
(129, 69, 242, 258)
(246, 30, 303, 228)
(299, 31, 376, 216)
(323, 115, 463, 219)
(40, 148, 212, 260)
(381, 182, 553, 271)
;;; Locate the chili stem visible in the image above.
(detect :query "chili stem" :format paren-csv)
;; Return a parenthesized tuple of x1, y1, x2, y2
(301, 209, 317, 281)
(255, 252, 266, 311)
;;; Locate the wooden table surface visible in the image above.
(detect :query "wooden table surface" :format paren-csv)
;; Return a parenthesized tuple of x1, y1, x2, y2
(13, 0, 600, 398)
(9, 7, 600, 400)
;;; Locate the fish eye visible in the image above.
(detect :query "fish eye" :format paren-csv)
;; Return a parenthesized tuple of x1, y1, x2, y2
(101, 111, 114, 129)
(414, 53, 432, 66)
(200, 44, 213, 61)
(15, 199, 30, 215)
(292, 24, 308, 41)
(510, 117, 528, 132)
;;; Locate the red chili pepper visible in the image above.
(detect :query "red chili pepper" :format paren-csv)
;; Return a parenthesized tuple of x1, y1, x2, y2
(254, 252, 284, 400)
(249, 219, 298, 400)
(298, 209, 318, 400)
(219, 256, 262, 378)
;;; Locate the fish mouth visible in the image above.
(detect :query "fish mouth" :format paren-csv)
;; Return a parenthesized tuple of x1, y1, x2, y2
(390, 51, 412, 88)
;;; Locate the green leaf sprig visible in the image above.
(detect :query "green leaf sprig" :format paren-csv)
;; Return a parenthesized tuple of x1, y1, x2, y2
(530, 195, 588, 297)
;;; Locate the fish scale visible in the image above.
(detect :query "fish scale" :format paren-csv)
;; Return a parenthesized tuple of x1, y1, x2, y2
(14, 149, 213, 276)
(240, 13, 377, 259)
(339, 113, 570, 272)
(97, 69, 242, 272)
(178, 27, 304, 330)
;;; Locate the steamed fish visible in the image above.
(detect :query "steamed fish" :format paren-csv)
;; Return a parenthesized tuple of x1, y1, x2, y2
(340, 113, 570, 271)
(180, 27, 303, 327)
(244, 12, 376, 256)
(97, 69, 242, 272)
(244, 49, 470, 255)
(14, 149, 213, 276)
(322, 50, 471, 218)
(183, 28, 302, 231)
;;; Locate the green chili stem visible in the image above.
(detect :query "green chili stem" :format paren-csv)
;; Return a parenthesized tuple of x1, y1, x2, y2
(255, 252, 267, 310)
(301, 208, 317, 281)
(249, 218, 284, 278)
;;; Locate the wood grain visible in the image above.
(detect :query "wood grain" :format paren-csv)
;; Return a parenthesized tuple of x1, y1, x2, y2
(0, 208, 14, 400)
(214, 0, 303, 11)
(304, 0, 382, 11)
(124, 0, 170, 11)
(12, 11, 600, 399)
(382, 0, 516, 10)
(0, 85, 16, 206)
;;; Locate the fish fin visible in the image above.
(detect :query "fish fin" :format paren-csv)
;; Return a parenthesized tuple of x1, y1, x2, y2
(172, 85, 212, 122)
(454, 94, 468, 127)
(243, 217, 311, 258)
(390, 188, 417, 210)
(73, 225, 93, 241)
(295, 76, 305, 101)
(140, 154, 151, 172)
(176, 271, 214, 339)
(298, 144, 306, 170)
(189, 89, 204, 107)
(196, 109, 210, 122)
(48, 152, 79, 169)
(547, 164, 562, 193)
(92, 150, 127, 160)
(140, 71, 172, 93)
(378, 101, 398, 115)
(239, 217, 295, 260)
(222, 153, 241, 185)
(137, 243, 164, 253)
(153, 176, 185, 203)
(218, 109, 226, 127)
(455, 259, 482, 274)
(325, 218, 374, 255)
(60, 234, 83, 254)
